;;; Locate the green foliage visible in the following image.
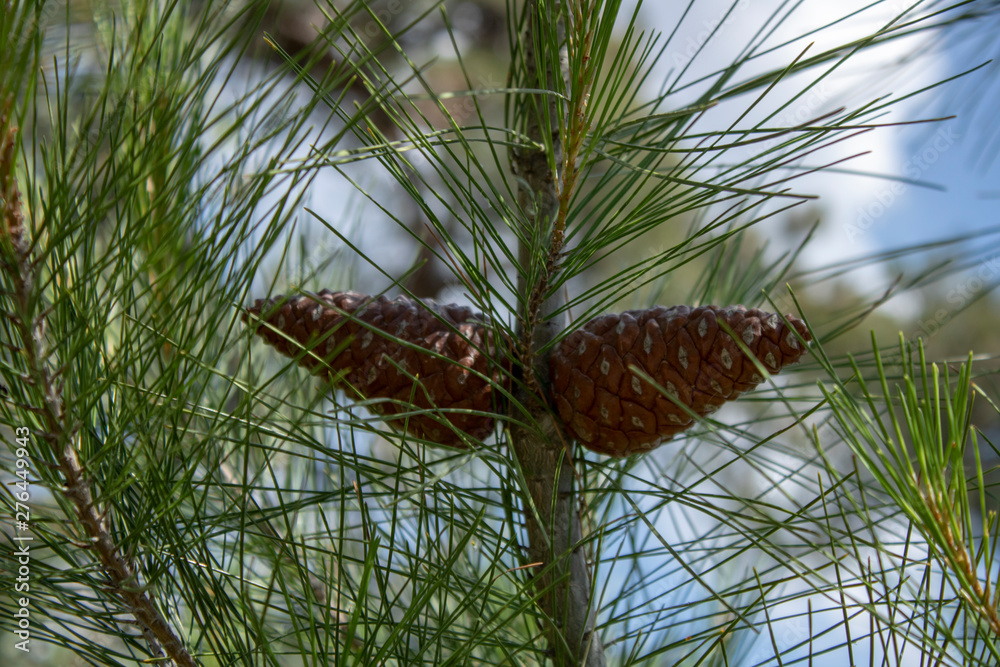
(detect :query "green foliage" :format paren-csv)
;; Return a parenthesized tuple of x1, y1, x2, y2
(0, 1, 998, 666)
(818, 335, 1000, 661)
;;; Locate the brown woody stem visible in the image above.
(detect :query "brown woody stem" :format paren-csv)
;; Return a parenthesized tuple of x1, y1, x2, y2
(920, 485, 1000, 637)
(508, 3, 606, 665)
(0, 121, 197, 667)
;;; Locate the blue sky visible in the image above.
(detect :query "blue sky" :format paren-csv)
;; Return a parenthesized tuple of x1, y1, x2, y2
(632, 0, 999, 279)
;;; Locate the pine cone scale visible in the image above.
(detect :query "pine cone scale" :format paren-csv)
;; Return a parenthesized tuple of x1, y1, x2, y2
(550, 304, 811, 456)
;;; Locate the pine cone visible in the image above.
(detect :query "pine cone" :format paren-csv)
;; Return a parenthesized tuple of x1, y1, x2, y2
(243, 291, 509, 448)
(550, 305, 811, 457)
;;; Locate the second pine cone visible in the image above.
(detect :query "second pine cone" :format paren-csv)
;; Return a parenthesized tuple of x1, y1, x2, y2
(550, 305, 811, 457)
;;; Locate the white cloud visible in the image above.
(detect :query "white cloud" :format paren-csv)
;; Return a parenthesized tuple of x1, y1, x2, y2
(625, 0, 949, 289)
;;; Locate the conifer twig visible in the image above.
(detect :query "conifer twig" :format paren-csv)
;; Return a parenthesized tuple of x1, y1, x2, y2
(0, 119, 197, 667)
(507, 3, 606, 665)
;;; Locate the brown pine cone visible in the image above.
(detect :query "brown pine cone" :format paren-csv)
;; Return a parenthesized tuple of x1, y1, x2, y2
(243, 290, 509, 448)
(550, 305, 811, 457)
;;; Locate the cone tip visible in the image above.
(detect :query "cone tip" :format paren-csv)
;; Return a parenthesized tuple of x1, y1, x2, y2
(242, 296, 278, 324)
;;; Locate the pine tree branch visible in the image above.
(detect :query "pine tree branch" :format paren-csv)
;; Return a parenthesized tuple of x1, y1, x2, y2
(0, 120, 197, 667)
(508, 3, 606, 665)
(921, 482, 1000, 637)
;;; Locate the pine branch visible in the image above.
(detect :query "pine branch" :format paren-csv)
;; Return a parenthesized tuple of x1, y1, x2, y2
(507, 2, 606, 664)
(818, 335, 1000, 658)
(0, 119, 197, 667)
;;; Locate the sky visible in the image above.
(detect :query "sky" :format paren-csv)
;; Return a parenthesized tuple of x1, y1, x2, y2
(630, 0, 999, 300)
